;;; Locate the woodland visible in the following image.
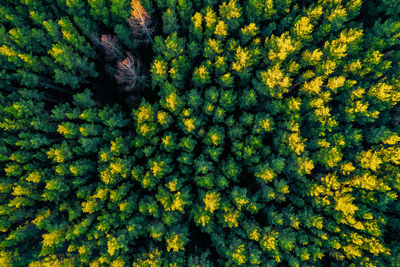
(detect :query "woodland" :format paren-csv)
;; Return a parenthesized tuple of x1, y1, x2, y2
(0, 0, 400, 266)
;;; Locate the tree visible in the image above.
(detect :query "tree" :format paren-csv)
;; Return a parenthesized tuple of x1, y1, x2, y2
(128, 0, 154, 44)
(2, 0, 400, 266)
(115, 52, 147, 92)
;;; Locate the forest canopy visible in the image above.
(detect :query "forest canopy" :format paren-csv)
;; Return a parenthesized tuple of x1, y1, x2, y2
(0, 0, 400, 266)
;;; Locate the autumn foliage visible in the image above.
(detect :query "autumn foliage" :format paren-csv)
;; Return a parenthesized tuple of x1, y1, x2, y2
(0, 0, 400, 266)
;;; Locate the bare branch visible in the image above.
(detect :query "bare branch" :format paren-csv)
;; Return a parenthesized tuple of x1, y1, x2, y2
(115, 52, 147, 92)
(394, 105, 400, 126)
(91, 34, 124, 61)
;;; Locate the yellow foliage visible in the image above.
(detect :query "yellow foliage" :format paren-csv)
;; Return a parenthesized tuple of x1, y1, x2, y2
(249, 229, 260, 241)
(168, 67, 176, 76)
(110, 259, 125, 267)
(339, 28, 363, 44)
(267, 32, 298, 61)
(0, 45, 16, 57)
(369, 82, 400, 103)
(321, 60, 337, 75)
(209, 133, 219, 146)
(311, 216, 324, 230)
(47, 148, 66, 163)
(288, 132, 306, 155)
(293, 17, 313, 37)
(307, 5, 323, 19)
(99, 151, 110, 162)
(318, 139, 330, 148)
(12, 185, 29, 196)
(42, 229, 64, 248)
(107, 237, 119, 256)
(100, 169, 113, 184)
(214, 20, 228, 37)
(259, 118, 272, 132)
(204, 7, 217, 28)
(196, 213, 210, 227)
(382, 134, 400, 145)
(314, 105, 331, 121)
(136, 104, 154, 124)
(82, 200, 97, 214)
(301, 76, 324, 95)
(192, 12, 202, 29)
(32, 210, 51, 227)
(219, 0, 241, 20)
(215, 55, 226, 68)
(162, 135, 172, 146)
(335, 194, 359, 216)
(297, 157, 314, 174)
(132, 249, 162, 267)
(26, 171, 41, 183)
(365, 237, 391, 256)
(350, 100, 369, 114)
(28, 256, 75, 267)
(166, 234, 185, 252)
(152, 60, 167, 77)
(224, 209, 240, 228)
(183, 118, 195, 132)
(327, 6, 347, 22)
(232, 46, 251, 72)
(204, 192, 220, 213)
(359, 150, 382, 171)
(165, 92, 179, 112)
(350, 233, 364, 246)
(343, 244, 362, 259)
(17, 54, 33, 65)
(291, 220, 300, 230)
(288, 97, 302, 111)
(170, 192, 187, 212)
(255, 167, 275, 183)
(340, 162, 356, 175)
(241, 23, 258, 37)
(93, 188, 108, 200)
(260, 231, 278, 251)
(109, 161, 125, 176)
(208, 38, 222, 54)
(327, 76, 346, 91)
(157, 111, 168, 125)
(50, 45, 64, 58)
(231, 244, 246, 265)
(302, 49, 323, 65)
(150, 161, 164, 177)
(194, 65, 209, 80)
(234, 196, 249, 210)
(302, 70, 315, 81)
(166, 179, 178, 192)
(261, 64, 292, 97)
(345, 59, 363, 73)
(349, 173, 379, 191)
(182, 108, 191, 117)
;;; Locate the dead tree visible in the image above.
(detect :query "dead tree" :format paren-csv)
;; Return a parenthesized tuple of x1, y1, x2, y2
(115, 52, 147, 92)
(128, 0, 154, 44)
(394, 104, 400, 126)
(91, 34, 124, 61)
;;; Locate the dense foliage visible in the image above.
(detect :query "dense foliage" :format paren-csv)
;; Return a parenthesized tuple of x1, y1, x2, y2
(1, 0, 400, 266)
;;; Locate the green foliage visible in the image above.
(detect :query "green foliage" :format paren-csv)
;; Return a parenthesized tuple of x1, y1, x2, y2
(1, 0, 400, 266)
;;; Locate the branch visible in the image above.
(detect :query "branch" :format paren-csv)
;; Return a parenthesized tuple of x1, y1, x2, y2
(128, 0, 154, 44)
(91, 34, 124, 61)
(115, 52, 147, 92)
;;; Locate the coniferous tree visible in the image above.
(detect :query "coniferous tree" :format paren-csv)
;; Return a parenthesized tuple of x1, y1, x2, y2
(0, 0, 400, 266)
